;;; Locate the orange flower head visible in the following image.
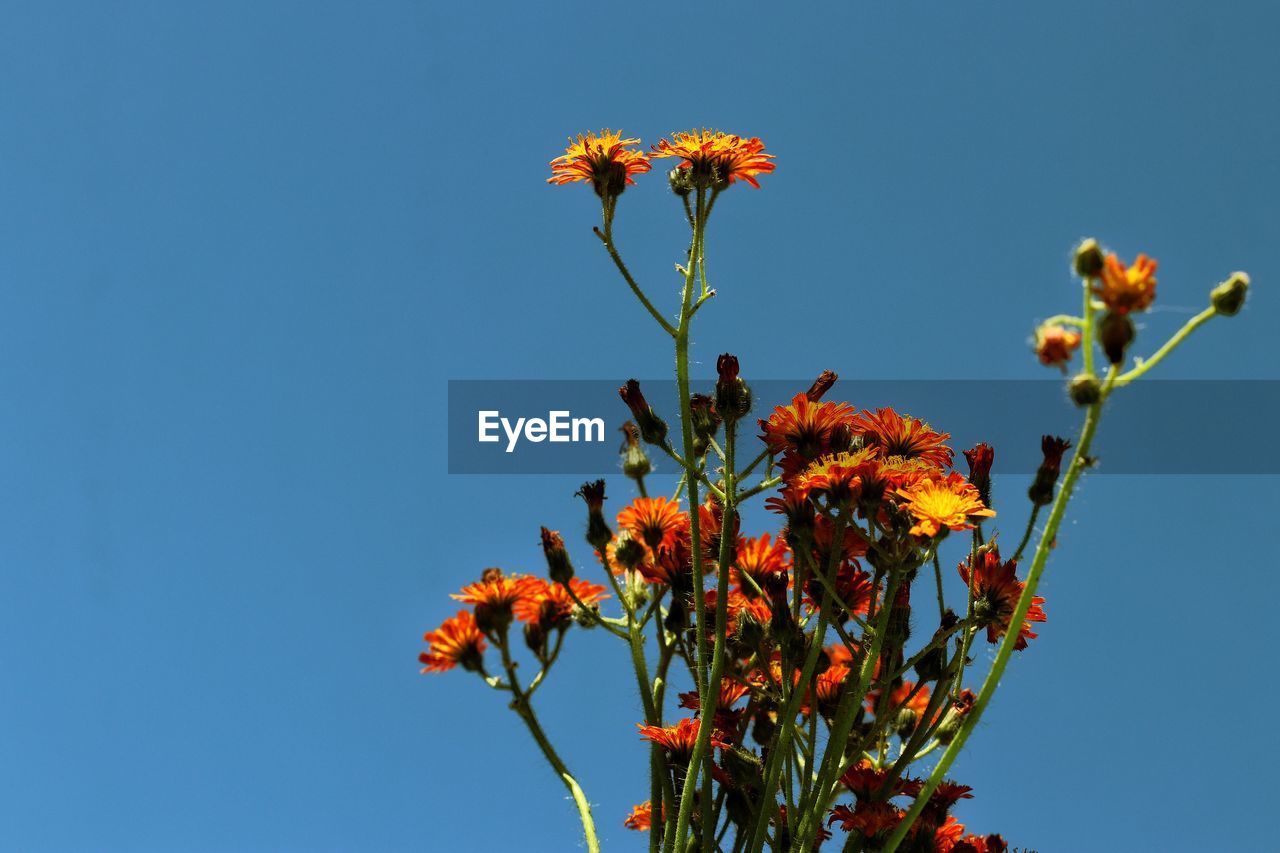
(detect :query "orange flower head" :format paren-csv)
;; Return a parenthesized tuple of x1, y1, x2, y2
(1034, 324, 1082, 370)
(678, 678, 751, 713)
(512, 576, 609, 628)
(794, 448, 878, 506)
(896, 473, 995, 538)
(637, 717, 725, 761)
(419, 610, 486, 674)
(828, 801, 904, 837)
(450, 568, 529, 631)
(838, 759, 922, 799)
(1093, 252, 1157, 314)
(867, 680, 934, 728)
(548, 129, 651, 196)
(733, 533, 791, 590)
(651, 129, 775, 189)
(851, 408, 953, 469)
(959, 546, 1047, 650)
(617, 496, 687, 555)
(760, 393, 858, 477)
(623, 801, 660, 831)
(934, 815, 968, 852)
(803, 663, 850, 715)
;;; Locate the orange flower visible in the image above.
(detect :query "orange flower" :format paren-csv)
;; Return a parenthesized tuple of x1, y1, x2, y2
(1034, 324, 1082, 369)
(623, 801, 660, 831)
(651, 129, 775, 188)
(793, 448, 877, 505)
(959, 547, 1047, 650)
(450, 568, 527, 610)
(678, 678, 751, 712)
(419, 610, 486, 673)
(617, 496, 687, 555)
(851, 408, 953, 469)
(866, 680, 938, 730)
(703, 588, 773, 637)
(548, 129, 651, 196)
(637, 717, 725, 760)
(828, 801, 903, 836)
(733, 533, 791, 589)
(512, 576, 609, 627)
(802, 663, 850, 715)
(804, 562, 873, 619)
(838, 758, 921, 799)
(934, 815, 968, 852)
(759, 393, 857, 476)
(896, 473, 995, 538)
(1093, 252, 1157, 313)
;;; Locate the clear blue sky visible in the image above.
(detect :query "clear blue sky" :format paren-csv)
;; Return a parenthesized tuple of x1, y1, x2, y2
(2, 2, 1276, 851)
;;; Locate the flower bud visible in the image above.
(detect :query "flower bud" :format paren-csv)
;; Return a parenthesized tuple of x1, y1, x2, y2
(715, 353, 752, 423)
(806, 370, 838, 402)
(1073, 238, 1105, 278)
(668, 167, 694, 198)
(962, 443, 994, 507)
(540, 527, 574, 585)
(575, 480, 613, 552)
(523, 621, 547, 656)
(619, 422, 652, 480)
(1210, 271, 1250, 317)
(1034, 324, 1082, 371)
(1097, 311, 1134, 366)
(689, 393, 722, 456)
(1068, 373, 1102, 407)
(619, 379, 668, 444)
(1028, 435, 1072, 506)
(613, 533, 646, 570)
(895, 707, 918, 740)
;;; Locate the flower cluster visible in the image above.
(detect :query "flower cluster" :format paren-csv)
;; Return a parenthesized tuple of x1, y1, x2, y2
(417, 128, 1250, 853)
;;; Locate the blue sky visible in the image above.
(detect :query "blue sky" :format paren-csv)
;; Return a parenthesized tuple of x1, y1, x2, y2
(1, 2, 1276, 851)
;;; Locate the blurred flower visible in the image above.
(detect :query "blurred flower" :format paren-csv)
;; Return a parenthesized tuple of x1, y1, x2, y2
(1093, 252, 1157, 313)
(1034, 324, 1081, 370)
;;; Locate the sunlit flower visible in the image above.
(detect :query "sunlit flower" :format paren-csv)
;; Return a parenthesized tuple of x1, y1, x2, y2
(934, 815, 968, 852)
(548, 129, 651, 196)
(1093, 252, 1157, 313)
(651, 129, 775, 188)
(617, 496, 688, 555)
(733, 533, 791, 591)
(896, 473, 995, 538)
(623, 801, 657, 831)
(450, 568, 528, 610)
(802, 663, 850, 715)
(703, 588, 773, 637)
(759, 393, 858, 477)
(512, 576, 609, 627)
(1034, 324, 1082, 370)
(866, 679, 932, 724)
(851, 408, 953, 469)
(804, 562, 873, 619)
(419, 610, 486, 673)
(959, 547, 1046, 650)
(638, 717, 725, 761)
(793, 448, 877, 505)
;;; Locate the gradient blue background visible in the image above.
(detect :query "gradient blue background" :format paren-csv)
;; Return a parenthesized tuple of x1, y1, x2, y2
(2, 2, 1276, 851)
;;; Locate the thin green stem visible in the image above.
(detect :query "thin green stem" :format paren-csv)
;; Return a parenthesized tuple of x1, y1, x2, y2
(883, 367, 1118, 852)
(1114, 306, 1217, 386)
(596, 199, 677, 337)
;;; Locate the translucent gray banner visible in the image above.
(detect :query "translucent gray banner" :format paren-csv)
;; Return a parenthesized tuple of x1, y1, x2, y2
(447, 379, 1279, 475)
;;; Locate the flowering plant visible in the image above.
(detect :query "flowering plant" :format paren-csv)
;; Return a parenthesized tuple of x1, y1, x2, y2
(422, 129, 1251, 852)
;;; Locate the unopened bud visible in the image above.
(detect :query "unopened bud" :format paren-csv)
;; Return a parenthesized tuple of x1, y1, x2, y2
(689, 393, 722, 456)
(613, 533, 646, 570)
(668, 167, 694, 198)
(1097, 311, 1134, 366)
(1073, 238, 1105, 278)
(1210, 271, 1250, 317)
(962, 443, 994, 507)
(540, 527, 574, 585)
(895, 708, 918, 740)
(524, 621, 547, 655)
(806, 370, 838, 402)
(1029, 435, 1071, 506)
(715, 353, 752, 422)
(619, 379, 668, 444)
(619, 422, 653, 479)
(576, 480, 613, 551)
(1068, 373, 1102, 407)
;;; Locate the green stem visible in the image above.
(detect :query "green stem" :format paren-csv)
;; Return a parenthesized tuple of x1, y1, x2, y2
(596, 198, 677, 337)
(882, 367, 1118, 852)
(1114, 306, 1217, 386)
(666, 186, 710, 853)
(1081, 275, 1097, 376)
